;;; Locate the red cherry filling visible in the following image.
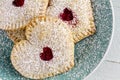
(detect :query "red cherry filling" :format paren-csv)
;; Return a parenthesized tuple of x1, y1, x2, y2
(60, 8, 74, 21)
(59, 8, 78, 26)
(12, 0, 25, 7)
(40, 47, 53, 61)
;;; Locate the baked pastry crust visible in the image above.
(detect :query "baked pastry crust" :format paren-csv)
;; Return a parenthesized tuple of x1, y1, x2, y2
(6, 27, 26, 43)
(47, 0, 96, 43)
(11, 17, 74, 79)
(0, 0, 49, 30)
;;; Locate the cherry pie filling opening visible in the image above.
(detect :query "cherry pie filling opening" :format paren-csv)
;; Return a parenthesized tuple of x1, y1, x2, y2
(40, 47, 53, 61)
(59, 8, 78, 26)
(12, 0, 25, 7)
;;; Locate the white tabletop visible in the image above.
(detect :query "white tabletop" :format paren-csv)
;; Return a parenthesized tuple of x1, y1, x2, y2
(85, 0, 120, 80)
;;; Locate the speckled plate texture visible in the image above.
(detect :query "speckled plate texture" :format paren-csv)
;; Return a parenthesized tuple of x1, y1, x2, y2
(0, 0, 113, 80)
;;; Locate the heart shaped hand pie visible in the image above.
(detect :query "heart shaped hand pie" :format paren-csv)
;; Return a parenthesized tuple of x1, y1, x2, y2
(11, 17, 74, 79)
(47, 0, 96, 43)
(0, 0, 49, 30)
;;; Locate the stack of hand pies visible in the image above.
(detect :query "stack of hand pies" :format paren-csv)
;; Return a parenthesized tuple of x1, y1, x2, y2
(0, 0, 96, 79)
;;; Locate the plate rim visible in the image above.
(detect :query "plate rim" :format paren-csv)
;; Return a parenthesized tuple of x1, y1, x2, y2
(84, 0, 115, 79)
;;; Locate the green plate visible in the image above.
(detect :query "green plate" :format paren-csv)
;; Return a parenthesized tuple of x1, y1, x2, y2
(0, 0, 113, 80)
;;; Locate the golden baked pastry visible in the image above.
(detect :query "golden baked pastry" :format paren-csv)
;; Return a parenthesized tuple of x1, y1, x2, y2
(11, 17, 74, 79)
(0, 0, 49, 30)
(47, 0, 96, 43)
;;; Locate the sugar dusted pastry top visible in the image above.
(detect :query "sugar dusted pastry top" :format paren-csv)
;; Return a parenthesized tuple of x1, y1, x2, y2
(47, 0, 96, 43)
(0, 0, 48, 30)
(47, 0, 91, 26)
(11, 17, 74, 79)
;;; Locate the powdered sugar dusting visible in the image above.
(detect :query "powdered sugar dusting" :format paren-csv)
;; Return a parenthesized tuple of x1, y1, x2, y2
(0, 0, 48, 30)
(11, 18, 74, 79)
(47, 0, 96, 43)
